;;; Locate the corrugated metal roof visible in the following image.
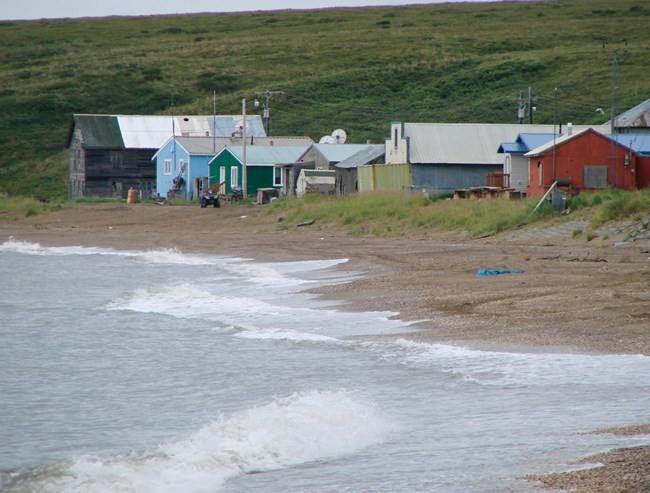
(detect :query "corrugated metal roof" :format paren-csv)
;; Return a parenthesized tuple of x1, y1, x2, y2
(518, 133, 557, 152)
(497, 142, 526, 154)
(72, 114, 266, 150)
(611, 98, 650, 127)
(525, 128, 593, 157)
(73, 115, 124, 148)
(170, 136, 314, 155)
(526, 128, 650, 157)
(405, 123, 558, 165)
(220, 145, 311, 165)
(334, 145, 385, 169)
(612, 133, 650, 155)
(313, 143, 378, 163)
(405, 123, 611, 165)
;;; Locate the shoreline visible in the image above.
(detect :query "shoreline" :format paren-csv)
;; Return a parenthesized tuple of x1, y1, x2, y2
(2, 202, 650, 492)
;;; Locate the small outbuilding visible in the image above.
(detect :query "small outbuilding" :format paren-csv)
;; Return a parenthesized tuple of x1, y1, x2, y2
(296, 169, 336, 197)
(525, 128, 650, 197)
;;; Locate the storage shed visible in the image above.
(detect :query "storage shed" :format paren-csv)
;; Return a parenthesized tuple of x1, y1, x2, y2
(296, 169, 336, 197)
(525, 128, 650, 197)
(333, 144, 385, 195)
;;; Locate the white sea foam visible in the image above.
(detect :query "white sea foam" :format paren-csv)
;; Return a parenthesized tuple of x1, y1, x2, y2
(369, 338, 650, 387)
(0, 237, 119, 256)
(133, 248, 221, 266)
(233, 327, 341, 343)
(17, 391, 392, 493)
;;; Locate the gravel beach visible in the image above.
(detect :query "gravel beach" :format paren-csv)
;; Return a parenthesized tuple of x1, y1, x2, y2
(2, 201, 649, 492)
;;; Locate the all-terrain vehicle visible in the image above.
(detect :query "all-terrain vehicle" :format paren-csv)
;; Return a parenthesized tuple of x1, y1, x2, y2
(199, 181, 224, 208)
(200, 192, 220, 208)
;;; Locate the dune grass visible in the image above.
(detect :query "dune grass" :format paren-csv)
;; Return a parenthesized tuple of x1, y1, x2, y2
(269, 191, 559, 238)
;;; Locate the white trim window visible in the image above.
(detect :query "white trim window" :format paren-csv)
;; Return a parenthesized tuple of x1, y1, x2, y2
(164, 159, 172, 175)
(230, 166, 239, 189)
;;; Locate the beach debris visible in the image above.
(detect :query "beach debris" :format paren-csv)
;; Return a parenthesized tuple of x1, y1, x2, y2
(476, 269, 524, 276)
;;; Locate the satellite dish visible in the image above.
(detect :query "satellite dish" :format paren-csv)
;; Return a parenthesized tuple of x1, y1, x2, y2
(319, 135, 332, 144)
(331, 129, 347, 144)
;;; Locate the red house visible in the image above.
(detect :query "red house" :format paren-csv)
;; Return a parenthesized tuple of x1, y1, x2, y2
(525, 128, 650, 197)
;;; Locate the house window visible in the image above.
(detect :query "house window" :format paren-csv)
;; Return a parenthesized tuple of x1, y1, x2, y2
(537, 161, 543, 185)
(231, 166, 239, 188)
(274, 166, 282, 186)
(394, 128, 398, 149)
(164, 159, 172, 175)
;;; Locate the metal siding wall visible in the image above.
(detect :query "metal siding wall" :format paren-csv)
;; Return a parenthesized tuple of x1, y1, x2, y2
(373, 164, 411, 191)
(357, 166, 374, 192)
(412, 164, 500, 196)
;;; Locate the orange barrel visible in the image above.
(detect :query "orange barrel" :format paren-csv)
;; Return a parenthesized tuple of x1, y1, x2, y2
(127, 188, 137, 204)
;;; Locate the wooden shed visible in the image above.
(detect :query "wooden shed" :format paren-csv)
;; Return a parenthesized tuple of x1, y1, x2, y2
(525, 128, 650, 197)
(333, 144, 385, 195)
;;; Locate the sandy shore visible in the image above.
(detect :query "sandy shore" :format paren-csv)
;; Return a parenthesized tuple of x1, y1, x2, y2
(2, 201, 649, 492)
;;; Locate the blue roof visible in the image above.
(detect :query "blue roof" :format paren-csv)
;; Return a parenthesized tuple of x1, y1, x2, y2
(497, 142, 525, 154)
(518, 133, 556, 151)
(611, 133, 650, 155)
(498, 133, 556, 154)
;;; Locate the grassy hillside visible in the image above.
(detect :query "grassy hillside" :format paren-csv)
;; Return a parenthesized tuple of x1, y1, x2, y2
(1, 0, 649, 199)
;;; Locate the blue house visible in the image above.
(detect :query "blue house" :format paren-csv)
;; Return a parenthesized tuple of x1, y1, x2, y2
(153, 136, 229, 200)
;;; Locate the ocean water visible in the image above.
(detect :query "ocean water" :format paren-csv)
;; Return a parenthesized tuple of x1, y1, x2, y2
(1, 237, 649, 493)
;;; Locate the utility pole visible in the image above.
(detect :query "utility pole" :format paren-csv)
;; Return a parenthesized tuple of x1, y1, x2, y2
(610, 52, 619, 135)
(253, 90, 284, 136)
(528, 86, 534, 124)
(242, 98, 247, 199)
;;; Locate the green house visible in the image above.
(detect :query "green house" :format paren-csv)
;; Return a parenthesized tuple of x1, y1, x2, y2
(208, 145, 311, 196)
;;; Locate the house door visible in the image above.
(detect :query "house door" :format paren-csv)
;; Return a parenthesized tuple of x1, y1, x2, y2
(220, 166, 226, 194)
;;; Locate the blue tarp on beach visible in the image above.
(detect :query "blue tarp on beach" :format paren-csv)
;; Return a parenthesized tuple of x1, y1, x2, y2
(476, 269, 524, 276)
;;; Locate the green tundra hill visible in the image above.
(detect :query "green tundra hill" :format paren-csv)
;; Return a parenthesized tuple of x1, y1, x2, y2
(1, 0, 649, 199)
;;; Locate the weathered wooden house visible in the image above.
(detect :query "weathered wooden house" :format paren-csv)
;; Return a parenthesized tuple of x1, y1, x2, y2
(298, 143, 381, 170)
(332, 144, 385, 195)
(386, 121, 564, 197)
(153, 135, 312, 200)
(66, 114, 265, 199)
(525, 128, 650, 197)
(208, 145, 311, 197)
